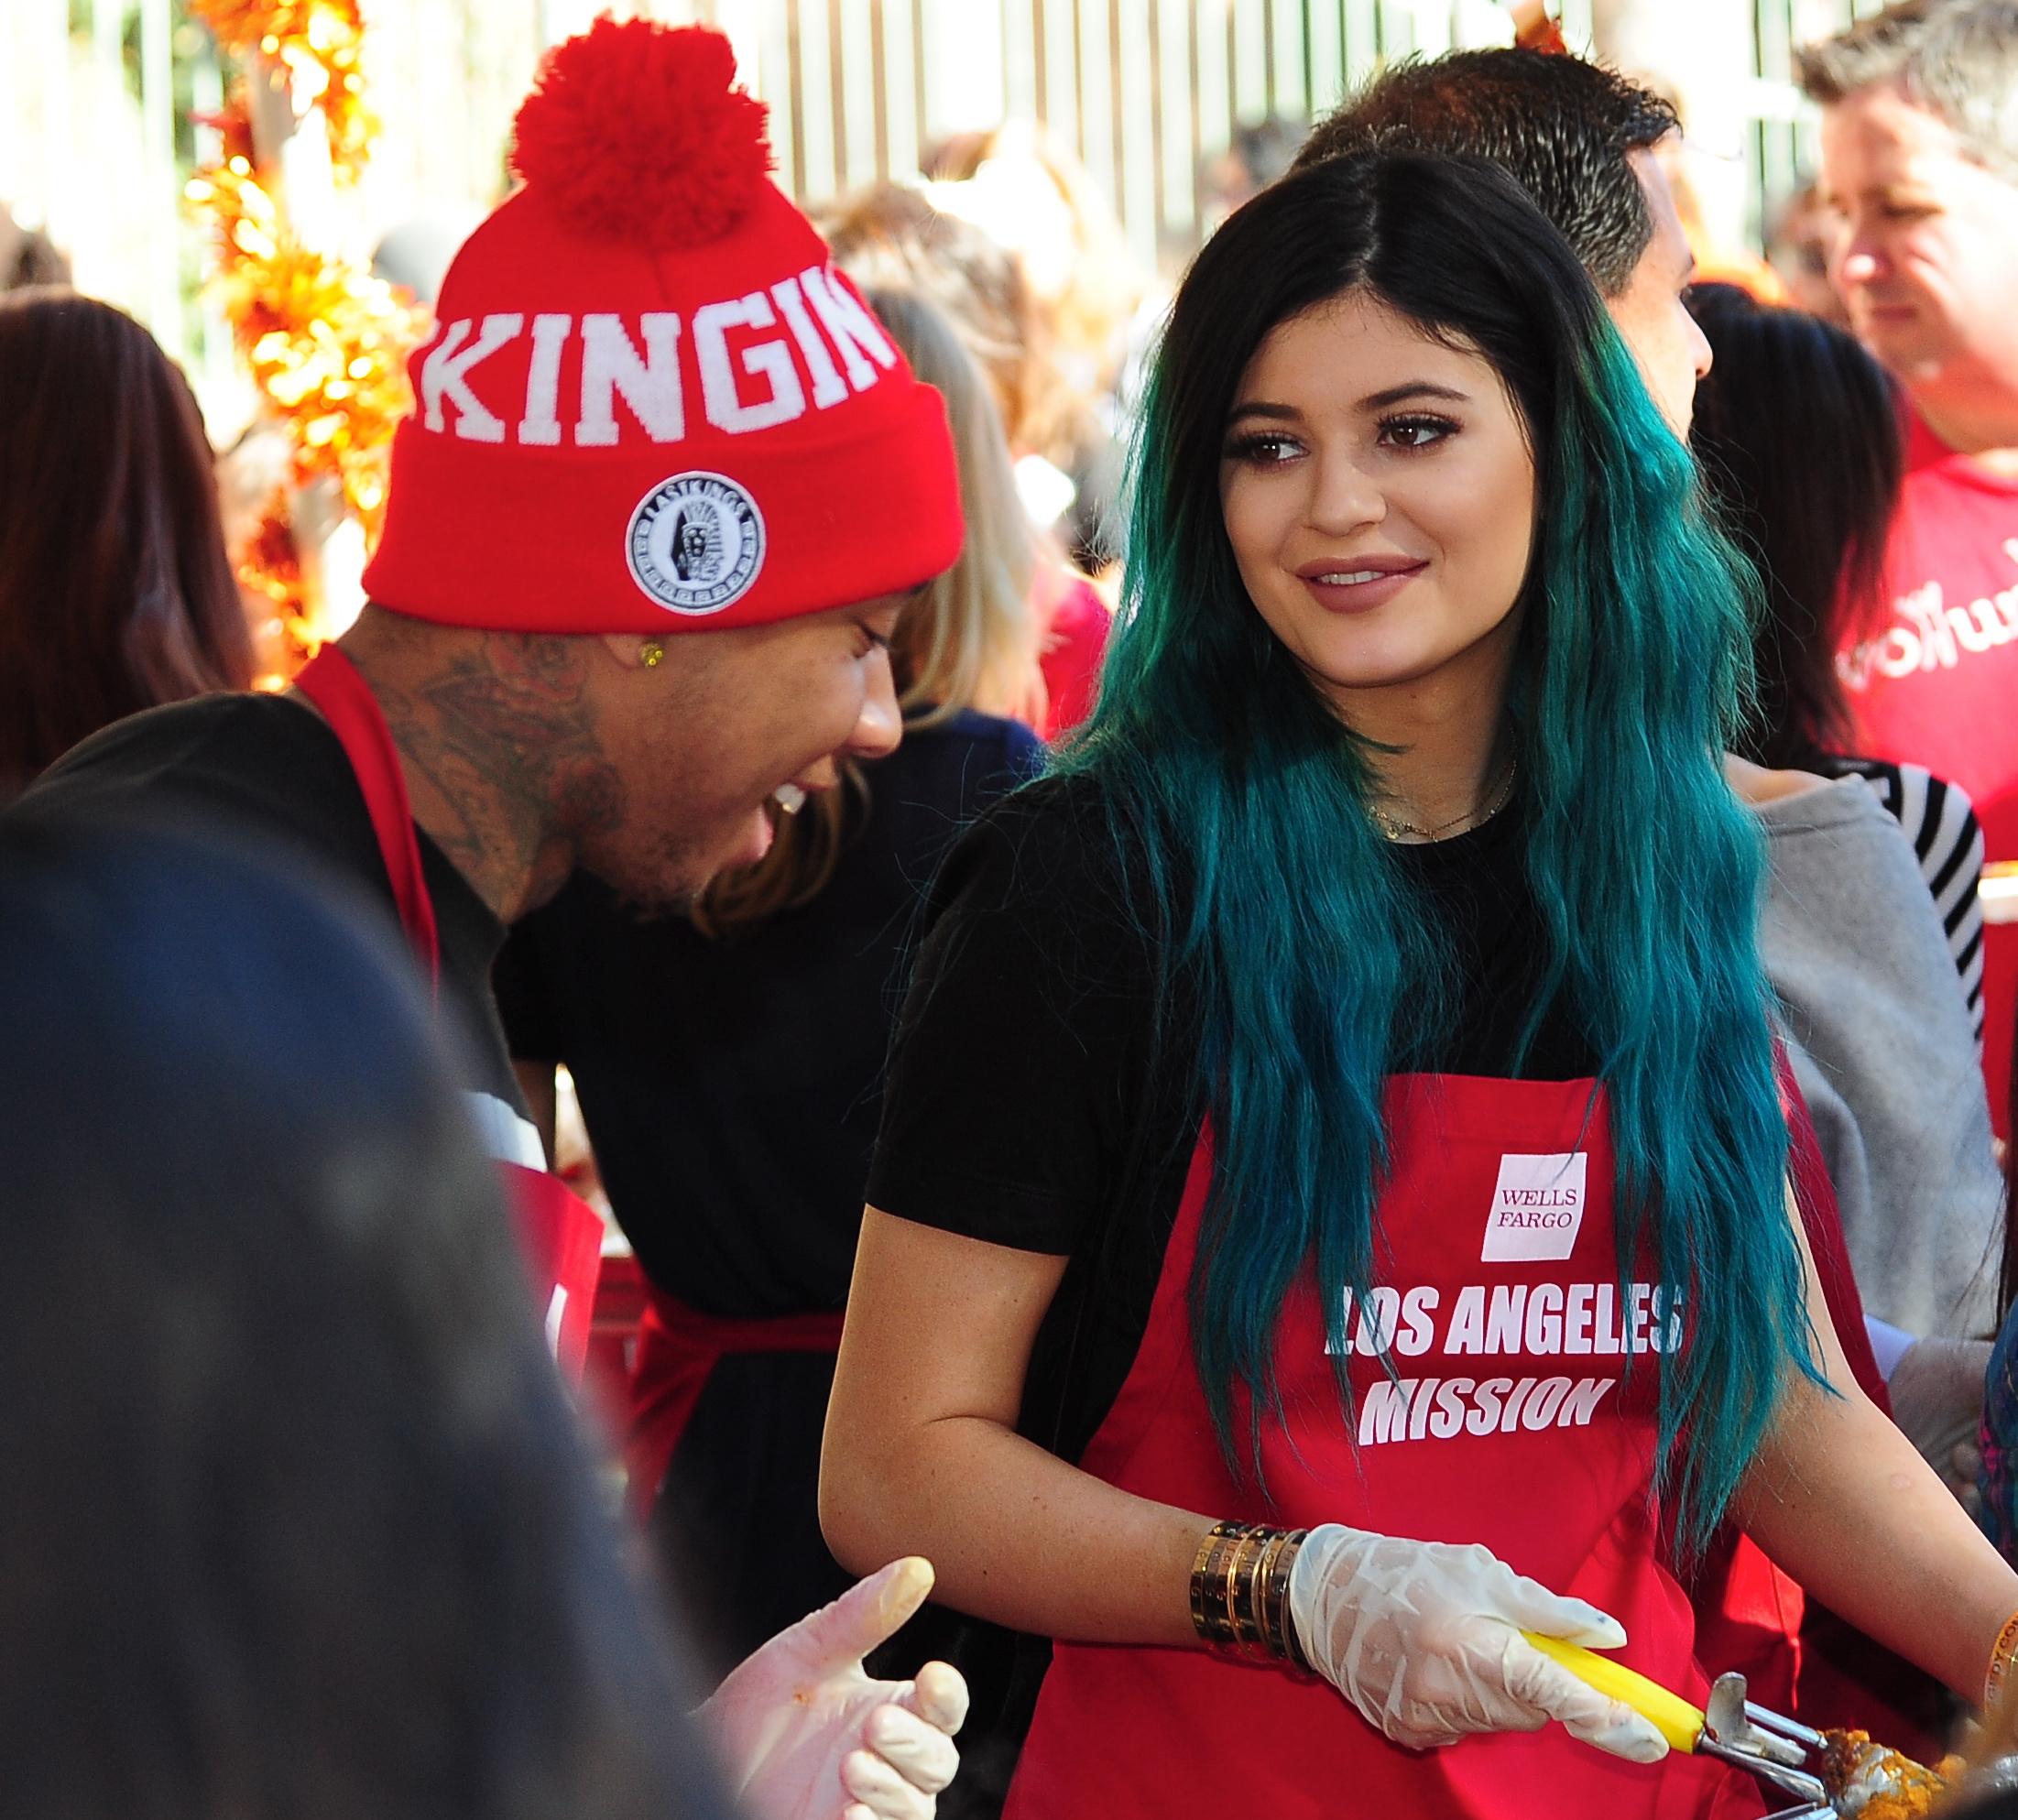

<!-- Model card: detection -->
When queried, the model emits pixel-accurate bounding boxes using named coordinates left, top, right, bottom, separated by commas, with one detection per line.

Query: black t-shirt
left=495, top=708, right=1043, bottom=1317
left=867, top=770, right=1597, bottom=1469
left=16, top=694, right=523, bottom=1113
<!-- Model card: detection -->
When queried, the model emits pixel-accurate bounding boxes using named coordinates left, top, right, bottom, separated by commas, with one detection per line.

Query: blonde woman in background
left=867, top=286, right=1048, bottom=738
left=820, top=185, right=1059, bottom=492
left=824, top=181, right=1115, bottom=740
left=922, top=123, right=1145, bottom=430
left=496, top=283, right=1048, bottom=1674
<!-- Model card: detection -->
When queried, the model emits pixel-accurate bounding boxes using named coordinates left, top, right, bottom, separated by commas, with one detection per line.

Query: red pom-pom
left=509, top=17, right=774, bottom=247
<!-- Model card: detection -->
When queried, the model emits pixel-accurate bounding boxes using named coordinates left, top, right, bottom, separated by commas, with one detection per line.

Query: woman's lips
left=1297, top=561, right=1429, bottom=613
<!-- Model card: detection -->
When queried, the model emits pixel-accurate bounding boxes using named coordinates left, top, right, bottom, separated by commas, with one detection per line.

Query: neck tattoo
left=1369, top=757, right=1517, bottom=845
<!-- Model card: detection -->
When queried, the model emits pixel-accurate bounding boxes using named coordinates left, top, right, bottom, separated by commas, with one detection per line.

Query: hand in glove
left=1289, top=1523, right=1668, bottom=1762
left=700, top=1556, right=968, bottom=1820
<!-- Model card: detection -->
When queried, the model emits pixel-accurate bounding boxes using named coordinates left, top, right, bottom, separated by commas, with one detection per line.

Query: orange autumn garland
left=188, top=0, right=376, bottom=183
left=185, top=0, right=428, bottom=666
left=184, top=155, right=423, bottom=539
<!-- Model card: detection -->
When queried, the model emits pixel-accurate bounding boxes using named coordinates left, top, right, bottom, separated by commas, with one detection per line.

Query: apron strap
left=1771, top=1037, right=1887, bottom=1411
left=293, top=647, right=441, bottom=991
left=292, top=648, right=605, bottom=1390
left=626, top=1287, right=845, bottom=1518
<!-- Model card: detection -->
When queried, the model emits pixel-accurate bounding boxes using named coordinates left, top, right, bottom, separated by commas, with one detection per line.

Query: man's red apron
left=1006, top=1073, right=1762, bottom=1820
left=292, top=647, right=604, bottom=1380
left=624, top=1293, right=844, bottom=1518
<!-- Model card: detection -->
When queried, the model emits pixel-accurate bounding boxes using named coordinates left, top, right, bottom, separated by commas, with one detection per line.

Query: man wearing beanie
left=15, top=18, right=968, bottom=1820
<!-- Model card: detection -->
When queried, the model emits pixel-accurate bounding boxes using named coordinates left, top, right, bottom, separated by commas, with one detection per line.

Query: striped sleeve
left=1851, top=759, right=1987, bottom=1045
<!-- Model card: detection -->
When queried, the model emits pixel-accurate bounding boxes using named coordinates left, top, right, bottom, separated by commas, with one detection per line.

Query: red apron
left=292, top=647, right=605, bottom=1381
left=624, top=1291, right=845, bottom=1518
left=1006, top=1073, right=1762, bottom=1820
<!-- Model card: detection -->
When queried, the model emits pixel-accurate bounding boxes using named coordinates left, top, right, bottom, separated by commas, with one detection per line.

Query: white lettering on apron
left=1357, top=1375, right=1618, bottom=1446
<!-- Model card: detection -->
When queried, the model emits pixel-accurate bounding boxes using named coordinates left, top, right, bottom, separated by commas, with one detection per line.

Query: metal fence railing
left=0, top=0, right=1552, bottom=385
left=0, top=0, right=1891, bottom=401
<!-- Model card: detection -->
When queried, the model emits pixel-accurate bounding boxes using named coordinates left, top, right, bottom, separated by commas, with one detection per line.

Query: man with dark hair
left=1797, top=0, right=2018, bottom=1139
left=1296, top=47, right=1711, bottom=431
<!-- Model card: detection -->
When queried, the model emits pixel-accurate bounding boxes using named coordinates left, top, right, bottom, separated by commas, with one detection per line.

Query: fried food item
left=1821, top=1728, right=1961, bottom=1817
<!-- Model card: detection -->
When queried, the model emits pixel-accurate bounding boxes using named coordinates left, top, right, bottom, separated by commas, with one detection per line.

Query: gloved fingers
left=791, top=1557, right=938, bottom=1676
left=898, top=1660, right=969, bottom=1736
left=864, top=1701, right=961, bottom=1793
left=1377, top=1695, right=1538, bottom=1753
left=1481, top=1564, right=1628, bottom=1651
left=1382, top=1719, right=1469, bottom=1751
left=1556, top=1699, right=1670, bottom=1765
left=840, top=1745, right=937, bottom=1820
left=1516, top=1653, right=1670, bottom=1765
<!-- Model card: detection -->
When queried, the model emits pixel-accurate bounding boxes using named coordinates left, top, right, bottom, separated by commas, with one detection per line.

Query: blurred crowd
left=12, top=3, right=2018, bottom=1817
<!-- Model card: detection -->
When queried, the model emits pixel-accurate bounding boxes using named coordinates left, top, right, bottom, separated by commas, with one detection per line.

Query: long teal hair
left=1054, top=151, right=1815, bottom=1554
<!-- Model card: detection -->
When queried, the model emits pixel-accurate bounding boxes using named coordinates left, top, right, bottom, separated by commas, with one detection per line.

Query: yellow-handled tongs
left=1523, top=1632, right=1836, bottom=1816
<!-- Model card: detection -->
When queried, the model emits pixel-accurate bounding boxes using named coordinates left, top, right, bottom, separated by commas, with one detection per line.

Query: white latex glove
left=699, top=1557, right=968, bottom=1820
left=1888, top=1337, right=1992, bottom=1516
left=1288, top=1523, right=1668, bottom=1763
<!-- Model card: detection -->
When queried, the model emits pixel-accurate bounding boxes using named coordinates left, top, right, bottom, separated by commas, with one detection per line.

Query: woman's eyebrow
left=1358, top=380, right=1469, bottom=409
left=1227, top=381, right=1470, bottom=428
left=1226, top=399, right=1300, bottom=426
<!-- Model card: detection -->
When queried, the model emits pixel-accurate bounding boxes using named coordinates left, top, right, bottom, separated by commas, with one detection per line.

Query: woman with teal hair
left=819, top=150, right=2017, bottom=1816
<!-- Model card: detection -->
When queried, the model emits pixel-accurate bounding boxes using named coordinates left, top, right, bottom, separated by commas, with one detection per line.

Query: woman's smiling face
left=1217, top=289, right=1539, bottom=719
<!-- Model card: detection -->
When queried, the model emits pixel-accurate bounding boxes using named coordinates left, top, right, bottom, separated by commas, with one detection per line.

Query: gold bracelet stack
left=1984, top=1609, right=2018, bottom=1711
left=1189, top=1520, right=1312, bottom=1671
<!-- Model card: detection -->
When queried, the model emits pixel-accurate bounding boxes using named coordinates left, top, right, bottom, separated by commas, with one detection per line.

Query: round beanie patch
left=625, top=470, right=767, bottom=615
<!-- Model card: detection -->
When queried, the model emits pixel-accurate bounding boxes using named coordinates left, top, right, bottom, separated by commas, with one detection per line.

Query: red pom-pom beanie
left=363, top=17, right=962, bottom=635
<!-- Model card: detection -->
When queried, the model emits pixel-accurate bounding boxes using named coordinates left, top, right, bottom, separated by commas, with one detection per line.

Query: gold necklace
left=1369, top=759, right=1517, bottom=844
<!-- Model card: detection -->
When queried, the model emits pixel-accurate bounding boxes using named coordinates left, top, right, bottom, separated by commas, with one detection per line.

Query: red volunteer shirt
left=1035, top=572, right=1110, bottom=741
left=1842, top=411, right=2018, bottom=1134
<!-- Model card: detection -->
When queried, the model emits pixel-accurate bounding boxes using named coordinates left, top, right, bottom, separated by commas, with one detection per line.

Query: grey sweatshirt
left=1758, top=777, right=2002, bottom=1340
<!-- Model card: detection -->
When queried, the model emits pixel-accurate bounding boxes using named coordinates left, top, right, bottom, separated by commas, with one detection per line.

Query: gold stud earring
left=639, top=640, right=666, bottom=669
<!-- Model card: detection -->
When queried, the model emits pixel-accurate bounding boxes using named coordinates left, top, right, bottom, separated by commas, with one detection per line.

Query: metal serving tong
left=1523, top=1632, right=1837, bottom=1816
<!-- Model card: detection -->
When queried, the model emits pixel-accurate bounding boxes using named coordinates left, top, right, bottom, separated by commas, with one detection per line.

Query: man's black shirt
left=18, top=693, right=522, bottom=1111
